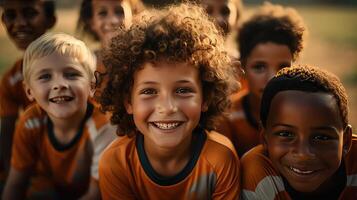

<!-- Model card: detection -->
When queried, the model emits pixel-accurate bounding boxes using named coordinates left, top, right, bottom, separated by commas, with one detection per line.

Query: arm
left=2, top=167, right=30, bottom=200
left=0, top=116, right=17, bottom=172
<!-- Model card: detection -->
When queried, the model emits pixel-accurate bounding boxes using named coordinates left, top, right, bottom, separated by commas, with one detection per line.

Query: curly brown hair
left=238, top=2, right=305, bottom=66
left=98, top=3, right=239, bottom=136
left=261, top=65, right=349, bottom=128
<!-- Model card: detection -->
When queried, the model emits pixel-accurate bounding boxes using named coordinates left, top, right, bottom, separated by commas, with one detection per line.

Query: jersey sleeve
left=98, top=146, right=136, bottom=200
left=240, top=146, right=291, bottom=200
left=211, top=144, right=241, bottom=200
left=11, top=113, right=39, bottom=171
left=88, top=121, right=117, bottom=180
left=0, top=68, right=21, bottom=117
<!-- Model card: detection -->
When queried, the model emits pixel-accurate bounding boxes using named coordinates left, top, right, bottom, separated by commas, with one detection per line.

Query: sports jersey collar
left=47, top=102, right=94, bottom=151
left=136, top=127, right=207, bottom=186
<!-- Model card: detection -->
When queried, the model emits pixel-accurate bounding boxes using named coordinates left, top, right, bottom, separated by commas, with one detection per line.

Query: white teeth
left=153, top=122, right=180, bottom=130
left=289, top=166, right=314, bottom=174
left=50, top=96, right=73, bottom=103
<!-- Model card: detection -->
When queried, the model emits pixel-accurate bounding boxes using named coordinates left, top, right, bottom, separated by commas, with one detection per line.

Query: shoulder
left=0, top=59, right=23, bottom=86
left=100, top=136, right=136, bottom=169
left=201, top=130, right=239, bottom=169
left=18, top=103, right=47, bottom=131
left=240, top=146, right=286, bottom=199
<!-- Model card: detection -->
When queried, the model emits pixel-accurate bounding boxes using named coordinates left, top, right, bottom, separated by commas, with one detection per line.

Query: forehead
left=30, top=52, right=85, bottom=73
left=268, top=90, right=343, bottom=129
left=133, top=61, right=199, bottom=83
left=248, top=42, right=293, bottom=61
left=1, top=1, right=43, bottom=9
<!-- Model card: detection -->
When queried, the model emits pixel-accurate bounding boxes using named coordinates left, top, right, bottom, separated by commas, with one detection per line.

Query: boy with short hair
left=217, top=3, right=306, bottom=157
left=97, top=3, right=240, bottom=199
left=0, top=0, right=56, bottom=186
left=241, top=65, right=355, bottom=199
left=2, top=33, right=116, bottom=200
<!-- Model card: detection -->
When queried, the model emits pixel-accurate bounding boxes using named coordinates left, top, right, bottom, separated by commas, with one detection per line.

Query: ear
left=201, top=101, right=208, bottom=112
left=23, top=83, right=35, bottom=102
left=343, top=124, right=353, bottom=155
left=124, top=97, right=133, bottom=114
left=261, top=129, right=268, bottom=152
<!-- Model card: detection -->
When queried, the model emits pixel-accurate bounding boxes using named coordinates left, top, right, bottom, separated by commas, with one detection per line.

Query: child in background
left=2, top=33, right=116, bottom=200
left=98, top=3, right=240, bottom=199
left=77, top=0, right=144, bottom=74
left=217, top=3, right=306, bottom=157
left=0, top=0, right=56, bottom=192
left=241, top=65, right=355, bottom=199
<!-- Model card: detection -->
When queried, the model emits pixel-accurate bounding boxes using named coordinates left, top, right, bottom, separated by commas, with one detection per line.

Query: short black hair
left=260, top=65, right=349, bottom=128
left=238, top=3, right=305, bottom=66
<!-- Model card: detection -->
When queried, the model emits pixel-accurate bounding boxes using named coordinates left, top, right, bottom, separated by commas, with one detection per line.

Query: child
left=2, top=33, right=117, bottom=199
left=77, top=0, right=144, bottom=75
left=241, top=65, right=355, bottom=199
left=217, top=3, right=306, bottom=157
left=0, top=0, right=56, bottom=192
left=97, top=3, right=240, bottom=199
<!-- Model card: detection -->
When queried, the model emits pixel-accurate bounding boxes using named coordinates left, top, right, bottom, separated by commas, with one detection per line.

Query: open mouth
left=151, top=122, right=183, bottom=130
left=49, top=96, right=74, bottom=104
left=288, top=166, right=316, bottom=175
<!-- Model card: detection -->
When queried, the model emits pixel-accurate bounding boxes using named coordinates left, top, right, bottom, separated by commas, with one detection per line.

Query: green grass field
left=1, top=5, right=357, bottom=131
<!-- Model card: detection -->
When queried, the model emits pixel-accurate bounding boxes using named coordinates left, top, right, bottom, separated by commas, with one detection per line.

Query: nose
left=14, top=13, right=27, bottom=28
left=52, top=76, right=69, bottom=91
left=157, top=93, right=177, bottom=115
left=292, top=138, right=315, bottom=160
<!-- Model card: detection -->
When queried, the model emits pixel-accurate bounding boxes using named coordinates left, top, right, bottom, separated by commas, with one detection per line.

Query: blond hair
left=23, top=32, right=96, bottom=84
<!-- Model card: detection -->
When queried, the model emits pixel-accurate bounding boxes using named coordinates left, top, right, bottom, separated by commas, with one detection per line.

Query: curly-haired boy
left=97, top=3, right=241, bottom=199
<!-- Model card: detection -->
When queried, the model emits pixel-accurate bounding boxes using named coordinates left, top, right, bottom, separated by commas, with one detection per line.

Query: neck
left=144, top=135, right=193, bottom=177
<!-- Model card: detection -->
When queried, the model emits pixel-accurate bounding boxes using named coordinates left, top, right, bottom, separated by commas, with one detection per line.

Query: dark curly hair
left=238, top=2, right=305, bottom=66
left=260, top=65, right=349, bottom=129
left=77, top=0, right=144, bottom=41
left=98, top=3, right=239, bottom=136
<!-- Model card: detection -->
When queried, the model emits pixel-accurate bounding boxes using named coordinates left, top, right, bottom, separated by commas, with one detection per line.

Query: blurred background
left=1, top=0, right=356, bottom=132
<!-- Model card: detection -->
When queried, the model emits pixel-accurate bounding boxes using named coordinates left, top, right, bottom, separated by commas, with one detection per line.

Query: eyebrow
left=311, top=126, right=339, bottom=132
left=271, top=123, right=295, bottom=128
left=138, top=80, right=194, bottom=85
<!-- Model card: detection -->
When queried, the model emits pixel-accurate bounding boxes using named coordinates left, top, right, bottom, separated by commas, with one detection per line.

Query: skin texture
left=201, top=0, right=237, bottom=35
left=0, top=0, right=55, bottom=179
left=125, top=61, right=207, bottom=177
left=3, top=52, right=99, bottom=200
left=90, top=0, right=132, bottom=48
left=244, top=42, right=292, bottom=123
left=1, top=1, right=56, bottom=50
left=264, top=90, right=352, bottom=195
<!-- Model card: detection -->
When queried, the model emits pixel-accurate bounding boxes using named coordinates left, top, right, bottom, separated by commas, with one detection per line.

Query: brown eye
left=23, top=7, right=39, bottom=19
left=3, top=10, right=16, bottom=21
left=220, top=6, right=230, bottom=17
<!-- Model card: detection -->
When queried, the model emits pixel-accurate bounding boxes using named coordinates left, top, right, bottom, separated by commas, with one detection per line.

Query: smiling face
left=264, top=90, right=351, bottom=194
left=201, top=0, right=237, bottom=35
left=25, top=51, right=92, bottom=121
left=245, top=42, right=292, bottom=100
left=90, top=0, right=132, bottom=47
left=1, top=1, right=55, bottom=50
left=126, top=61, right=206, bottom=150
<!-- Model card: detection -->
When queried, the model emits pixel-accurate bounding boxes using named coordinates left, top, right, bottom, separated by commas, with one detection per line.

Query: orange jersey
left=99, top=129, right=241, bottom=200
left=11, top=103, right=117, bottom=198
left=241, top=136, right=357, bottom=200
left=216, top=90, right=261, bottom=157
left=0, top=59, right=32, bottom=117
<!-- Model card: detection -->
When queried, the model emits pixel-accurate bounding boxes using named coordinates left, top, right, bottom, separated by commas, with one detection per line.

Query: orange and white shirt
left=216, top=90, right=261, bottom=157
left=0, top=59, right=31, bottom=117
left=11, top=103, right=117, bottom=198
left=241, top=136, right=357, bottom=200
left=99, top=129, right=241, bottom=200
